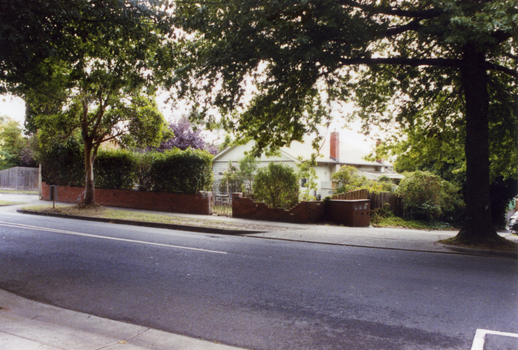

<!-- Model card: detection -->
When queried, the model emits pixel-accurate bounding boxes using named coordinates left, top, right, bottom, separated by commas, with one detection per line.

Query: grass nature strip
left=0, top=200, right=22, bottom=206
left=20, top=204, right=281, bottom=232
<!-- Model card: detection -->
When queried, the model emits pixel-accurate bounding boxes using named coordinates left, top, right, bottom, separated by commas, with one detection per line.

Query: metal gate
left=212, top=193, right=232, bottom=216
left=211, top=179, right=240, bottom=216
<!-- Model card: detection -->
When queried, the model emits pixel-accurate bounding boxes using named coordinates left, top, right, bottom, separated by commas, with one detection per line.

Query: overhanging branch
left=337, top=0, right=442, bottom=19
left=339, top=57, right=460, bottom=68
left=487, top=63, right=518, bottom=79
left=385, top=19, right=421, bottom=38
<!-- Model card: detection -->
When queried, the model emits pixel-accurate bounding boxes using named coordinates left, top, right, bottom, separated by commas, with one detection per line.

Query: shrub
left=219, top=155, right=258, bottom=196
left=94, top=149, right=138, bottom=189
left=253, top=162, right=299, bottom=209
left=370, top=203, right=394, bottom=225
left=397, top=171, right=464, bottom=222
left=237, top=155, right=258, bottom=196
left=297, top=157, right=318, bottom=201
left=219, top=161, right=242, bottom=195
left=376, top=175, right=396, bottom=192
left=40, top=138, right=84, bottom=186
left=332, top=165, right=369, bottom=193
left=147, top=148, right=213, bottom=193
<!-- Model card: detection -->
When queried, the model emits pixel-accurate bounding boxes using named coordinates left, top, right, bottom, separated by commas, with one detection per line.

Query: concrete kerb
left=444, top=244, right=518, bottom=259
left=15, top=207, right=518, bottom=260
left=16, top=209, right=266, bottom=236
left=248, top=234, right=518, bottom=259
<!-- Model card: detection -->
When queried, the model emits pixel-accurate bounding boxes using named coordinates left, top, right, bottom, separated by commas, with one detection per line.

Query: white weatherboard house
left=213, top=131, right=403, bottom=198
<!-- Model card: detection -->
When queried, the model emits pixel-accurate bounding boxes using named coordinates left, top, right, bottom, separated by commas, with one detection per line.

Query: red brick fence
left=41, top=182, right=212, bottom=215
left=40, top=183, right=371, bottom=226
left=232, top=193, right=370, bottom=226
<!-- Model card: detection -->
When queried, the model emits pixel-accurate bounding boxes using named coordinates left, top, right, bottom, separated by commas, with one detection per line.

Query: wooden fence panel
left=332, top=189, right=369, bottom=200
left=0, top=167, right=39, bottom=190
left=368, top=192, right=404, bottom=217
left=333, top=189, right=404, bottom=217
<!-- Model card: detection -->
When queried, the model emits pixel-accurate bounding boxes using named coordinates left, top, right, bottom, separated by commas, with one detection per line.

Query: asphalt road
left=0, top=211, right=517, bottom=350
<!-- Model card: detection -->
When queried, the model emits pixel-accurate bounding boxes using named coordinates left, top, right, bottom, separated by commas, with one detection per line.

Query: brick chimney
left=330, top=131, right=339, bottom=161
left=376, top=139, right=383, bottom=164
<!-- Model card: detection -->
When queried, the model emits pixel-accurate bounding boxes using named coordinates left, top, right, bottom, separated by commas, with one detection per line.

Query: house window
left=301, top=178, right=307, bottom=188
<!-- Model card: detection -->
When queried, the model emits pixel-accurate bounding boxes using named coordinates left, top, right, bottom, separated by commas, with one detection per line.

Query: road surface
left=0, top=211, right=517, bottom=349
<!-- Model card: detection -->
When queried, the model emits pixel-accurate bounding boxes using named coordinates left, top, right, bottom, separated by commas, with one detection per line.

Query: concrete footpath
left=0, top=289, right=244, bottom=350
left=1, top=193, right=517, bottom=349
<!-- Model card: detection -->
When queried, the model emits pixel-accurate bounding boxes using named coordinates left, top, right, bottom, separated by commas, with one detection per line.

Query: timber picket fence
left=0, top=166, right=39, bottom=190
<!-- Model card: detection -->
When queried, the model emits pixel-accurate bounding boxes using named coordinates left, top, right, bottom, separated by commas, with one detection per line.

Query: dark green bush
left=253, top=162, right=299, bottom=209
left=94, top=149, right=138, bottom=189
left=147, top=148, right=213, bottom=193
left=397, top=171, right=465, bottom=222
left=40, top=138, right=84, bottom=186
left=41, top=141, right=213, bottom=194
left=135, top=151, right=157, bottom=191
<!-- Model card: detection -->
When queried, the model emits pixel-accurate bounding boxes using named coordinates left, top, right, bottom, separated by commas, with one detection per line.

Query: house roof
left=213, top=141, right=301, bottom=163
left=281, top=133, right=387, bottom=168
left=214, top=131, right=389, bottom=168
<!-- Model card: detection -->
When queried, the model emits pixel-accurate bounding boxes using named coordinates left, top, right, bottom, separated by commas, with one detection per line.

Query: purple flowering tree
left=157, top=117, right=218, bottom=155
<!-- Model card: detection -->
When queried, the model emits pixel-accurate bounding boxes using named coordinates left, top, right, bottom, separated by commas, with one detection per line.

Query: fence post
left=39, top=164, right=42, bottom=198
left=49, top=185, right=57, bottom=208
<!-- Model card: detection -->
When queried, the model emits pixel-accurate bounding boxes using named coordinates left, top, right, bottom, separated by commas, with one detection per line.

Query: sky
left=0, top=93, right=378, bottom=153
left=0, top=94, right=25, bottom=124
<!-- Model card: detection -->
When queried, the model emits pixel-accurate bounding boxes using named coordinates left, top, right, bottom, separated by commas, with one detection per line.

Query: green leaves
left=331, top=165, right=369, bottom=194
left=0, top=116, right=29, bottom=170
left=40, top=138, right=85, bottom=187
left=173, top=0, right=371, bottom=153
left=296, top=157, right=318, bottom=201
left=172, top=0, right=516, bottom=158
left=1, top=0, right=174, bottom=91
left=147, top=148, right=214, bottom=194
left=252, top=162, right=299, bottom=209
left=12, top=0, right=174, bottom=204
left=94, top=149, right=138, bottom=190
left=40, top=145, right=214, bottom=194
left=219, top=155, right=259, bottom=196
left=397, top=171, right=465, bottom=222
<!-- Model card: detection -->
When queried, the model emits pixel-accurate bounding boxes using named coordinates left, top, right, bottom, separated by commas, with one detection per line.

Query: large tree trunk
left=456, top=46, right=499, bottom=243
left=83, top=139, right=95, bottom=205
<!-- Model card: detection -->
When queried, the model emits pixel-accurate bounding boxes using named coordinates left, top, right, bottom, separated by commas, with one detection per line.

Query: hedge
left=94, top=149, right=138, bottom=190
left=147, top=148, right=213, bottom=194
left=40, top=138, right=85, bottom=187
left=41, top=142, right=213, bottom=194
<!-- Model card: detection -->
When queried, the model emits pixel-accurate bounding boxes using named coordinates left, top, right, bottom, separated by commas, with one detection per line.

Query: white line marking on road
left=0, top=221, right=227, bottom=255
left=471, top=329, right=518, bottom=350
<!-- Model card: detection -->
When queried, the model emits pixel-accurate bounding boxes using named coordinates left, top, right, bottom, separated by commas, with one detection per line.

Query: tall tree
left=372, top=84, right=517, bottom=227
left=10, top=0, right=174, bottom=205
left=172, top=0, right=518, bottom=244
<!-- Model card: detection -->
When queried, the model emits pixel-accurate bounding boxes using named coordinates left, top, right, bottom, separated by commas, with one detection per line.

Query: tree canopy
left=1, top=0, right=174, bottom=92
left=8, top=0, right=174, bottom=204
left=172, top=0, right=518, bottom=244
left=0, top=116, right=36, bottom=169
